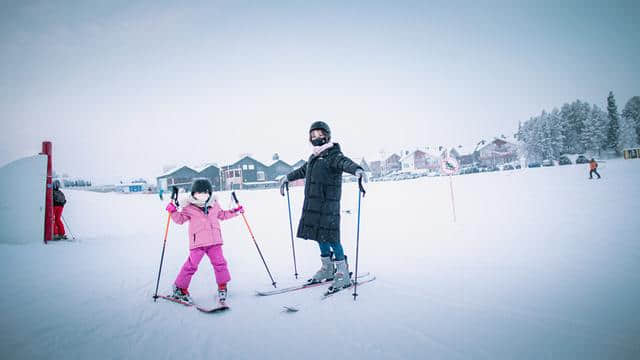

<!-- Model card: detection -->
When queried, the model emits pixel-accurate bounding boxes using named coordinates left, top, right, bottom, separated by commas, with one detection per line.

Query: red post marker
left=41, top=141, right=53, bottom=244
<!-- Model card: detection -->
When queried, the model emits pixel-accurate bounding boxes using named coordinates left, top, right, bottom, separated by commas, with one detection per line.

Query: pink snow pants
left=174, top=244, right=230, bottom=289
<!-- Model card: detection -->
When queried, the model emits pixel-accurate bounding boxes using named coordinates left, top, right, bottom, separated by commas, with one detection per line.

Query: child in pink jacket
left=165, top=178, right=243, bottom=304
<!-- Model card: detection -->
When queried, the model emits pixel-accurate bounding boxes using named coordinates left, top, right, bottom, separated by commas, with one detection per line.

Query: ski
left=157, top=295, right=194, bottom=307
left=196, top=302, right=229, bottom=313
left=322, top=275, right=376, bottom=299
left=157, top=295, right=229, bottom=313
left=256, top=272, right=370, bottom=296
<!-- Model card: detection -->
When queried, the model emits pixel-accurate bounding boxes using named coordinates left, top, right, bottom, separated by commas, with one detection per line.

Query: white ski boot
left=327, top=259, right=352, bottom=293
left=217, top=288, right=227, bottom=304
left=307, top=255, right=335, bottom=284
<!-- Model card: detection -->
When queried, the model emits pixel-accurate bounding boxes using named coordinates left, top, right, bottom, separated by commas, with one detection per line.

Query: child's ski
left=158, top=295, right=229, bottom=313
left=157, top=295, right=194, bottom=306
left=196, top=302, right=230, bottom=313
left=256, top=272, right=370, bottom=296
left=322, top=275, right=376, bottom=299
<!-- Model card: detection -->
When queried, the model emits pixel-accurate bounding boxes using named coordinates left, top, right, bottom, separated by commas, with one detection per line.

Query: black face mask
left=311, top=137, right=327, bottom=146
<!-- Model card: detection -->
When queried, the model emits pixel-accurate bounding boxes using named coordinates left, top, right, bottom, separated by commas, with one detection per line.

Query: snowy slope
left=1, top=160, right=640, bottom=359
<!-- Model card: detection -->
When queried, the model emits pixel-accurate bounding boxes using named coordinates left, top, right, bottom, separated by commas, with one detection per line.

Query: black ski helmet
left=309, top=121, right=331, bottom=141
left=53, top=180, right=60, bottom=190
left=190, top=178, right=212, bottom=195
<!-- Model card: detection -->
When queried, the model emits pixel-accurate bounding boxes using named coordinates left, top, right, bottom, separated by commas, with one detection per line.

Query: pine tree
left=581, top=105, right=608, bottom=156
left=618, top=115, right=638, bottom=150
left=606, top=91, right=620, bottom=153
left=621, top=96, right=640, bottom=145
left=548, top=108, right=565, bottom=158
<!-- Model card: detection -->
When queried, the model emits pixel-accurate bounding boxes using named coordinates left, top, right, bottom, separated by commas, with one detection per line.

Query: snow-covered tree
left=581, top=104, right=608, bottom=155
left=606, top=91, right=620, bottom=153
left=547, top=108, right=565, bottom=158
left=559, top=100, right=589, bottom=154
left=618, top=115, right=638, bottom=150
left=621, top=96, right=640, bottom=145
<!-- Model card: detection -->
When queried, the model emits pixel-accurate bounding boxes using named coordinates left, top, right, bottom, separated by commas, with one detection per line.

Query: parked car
left=528, top=162, right=541, bottom=168
left=502, top=164, right=514, bottom=171
left=558, top=156, right=572, bottom=165
left=575, top=155, right=589, bottom=164
left=542, top=159, right=554, bottom=167
left=515, top=164, right=522, bottom=169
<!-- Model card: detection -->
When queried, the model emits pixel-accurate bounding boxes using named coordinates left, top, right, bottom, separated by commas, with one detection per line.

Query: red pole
left=41, top=141, right=53, bottom=244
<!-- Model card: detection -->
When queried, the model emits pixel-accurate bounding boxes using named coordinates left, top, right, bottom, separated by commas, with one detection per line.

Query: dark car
left=542, top=159, right=554, bottom=167
left=502, top=164, right=514, bottom=171
left=575, top=155, right=589, bottom=164
left=515, top=164, right=522, bottom=169
left=528, top=162, right=541, bottom=168
left=559, top=156, right=572, bottom=165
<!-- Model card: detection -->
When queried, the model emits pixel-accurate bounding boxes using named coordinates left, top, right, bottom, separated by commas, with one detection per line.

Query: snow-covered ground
left=1, top=160, right=640, bottom=359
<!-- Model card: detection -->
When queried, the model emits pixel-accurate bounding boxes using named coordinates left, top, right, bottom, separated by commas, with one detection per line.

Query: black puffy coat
left=287, top=143, right=362, bottom=244
left=53, top=189, right=66, bottom=206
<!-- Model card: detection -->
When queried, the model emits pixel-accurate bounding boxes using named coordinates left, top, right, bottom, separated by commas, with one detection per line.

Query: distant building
left=423, top=147, right=443, bottom=171
left=384, top=154, right=401, bottom=174
left=196, top=164, right=221, bottom=192
left=449, top=145, right=477, bottom=167
left=221, top=156, right=269, bottom=190
left=156, top=166, right=199, bottom=192
left=116, top=183, right=145, bottom=193
left=268, top=160, right=293, bottom=181
left=400, top=150, right=427, bottom=171
left=476, top=138, right=519, bottom=167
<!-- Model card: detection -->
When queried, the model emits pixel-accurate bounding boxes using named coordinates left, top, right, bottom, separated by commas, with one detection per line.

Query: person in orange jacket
left=589, top=158, right=601, bottom=179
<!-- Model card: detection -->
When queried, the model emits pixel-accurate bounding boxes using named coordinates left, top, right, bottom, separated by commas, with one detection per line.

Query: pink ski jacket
left=170, top=201, right=239, bottom=250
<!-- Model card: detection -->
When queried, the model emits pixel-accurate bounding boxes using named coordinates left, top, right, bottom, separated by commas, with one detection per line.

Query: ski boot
left=171, top=284, right=193, bottom=304
left=217, top=285, right=227, bottom=305
left=307, top=255, right=335, bottom=284
left=326, top=258, right=352, bottom=294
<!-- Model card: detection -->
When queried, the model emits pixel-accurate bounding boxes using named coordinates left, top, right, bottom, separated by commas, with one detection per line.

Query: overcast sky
left=1, top=0, right=638, bottom=184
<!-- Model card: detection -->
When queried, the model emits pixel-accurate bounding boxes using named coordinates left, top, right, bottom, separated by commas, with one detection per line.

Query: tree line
left=515, top=92, right=640, bottom=161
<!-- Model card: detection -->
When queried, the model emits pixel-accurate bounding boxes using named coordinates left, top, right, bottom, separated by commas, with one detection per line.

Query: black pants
left=589, top=169, right=601, bottom=179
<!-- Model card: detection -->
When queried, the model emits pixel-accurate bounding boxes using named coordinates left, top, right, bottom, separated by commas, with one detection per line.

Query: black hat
left=53, top=180, right=60, bottom=190
left=191, top=178, right=212, bottom=195
left=309, top=121, right=331, bottom=141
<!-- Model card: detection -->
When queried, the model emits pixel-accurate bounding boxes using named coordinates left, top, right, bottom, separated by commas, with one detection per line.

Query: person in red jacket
left=589, top=158, right=601, bottom=179
left=52, top=180, right=68, bottom=240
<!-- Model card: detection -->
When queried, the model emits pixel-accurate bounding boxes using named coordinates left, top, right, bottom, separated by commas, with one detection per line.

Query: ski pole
left=232, top=191, right=277, bottom=288
left=60, top=215, right=76, bottom=241
left=285, top=182, right=299, bottom=279
left=153, top=186, right=178, bottom=301
left=353, top=177, right=366, bottom=301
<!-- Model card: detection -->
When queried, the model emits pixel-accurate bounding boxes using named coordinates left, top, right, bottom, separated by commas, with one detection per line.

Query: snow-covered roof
left=450, top=144, right=474, bottom=156
left=193, top=163, right=220, bottom=172
left=423, top=146, right=444, bottom=159
left=158, top=165, right=198, bottom=178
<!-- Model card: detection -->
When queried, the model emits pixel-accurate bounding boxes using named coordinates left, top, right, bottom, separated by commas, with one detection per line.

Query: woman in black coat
left=280, top=121, right=366, bottom=293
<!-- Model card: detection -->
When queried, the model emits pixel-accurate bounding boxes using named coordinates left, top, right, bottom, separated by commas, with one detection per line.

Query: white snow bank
left=0, top=155, right=46, bottom=244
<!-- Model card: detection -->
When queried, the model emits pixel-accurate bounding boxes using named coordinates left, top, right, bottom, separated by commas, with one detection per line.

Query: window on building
left=257, top=171, right=265, bottom=181
left=249, top=164, right=255, bottom=170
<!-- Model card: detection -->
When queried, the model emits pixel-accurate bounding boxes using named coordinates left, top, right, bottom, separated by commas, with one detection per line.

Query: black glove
left=279, top=176, right=289, bottom=196
left=355, top=169, right=368, bottom=183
